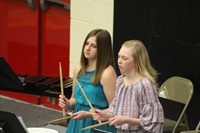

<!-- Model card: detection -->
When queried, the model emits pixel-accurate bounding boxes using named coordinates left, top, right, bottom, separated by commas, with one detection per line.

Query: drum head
left=27, top=127, right=58, bottom=133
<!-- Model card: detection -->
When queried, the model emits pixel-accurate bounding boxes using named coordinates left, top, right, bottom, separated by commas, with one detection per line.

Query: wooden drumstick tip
left=82, top=121, right=110, bottom=130
left=48, top=115, right=73, bottom=124
left=59, top=62, right=65, bottom=116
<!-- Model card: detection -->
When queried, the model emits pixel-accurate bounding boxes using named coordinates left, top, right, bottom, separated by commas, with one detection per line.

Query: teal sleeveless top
left=74, top=70, right=109, bottom=107
left=66, top=70, right=116, bottom=133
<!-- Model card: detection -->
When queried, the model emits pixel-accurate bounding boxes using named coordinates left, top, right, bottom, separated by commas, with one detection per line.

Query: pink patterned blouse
left=109, top=75, right=164, bottom=133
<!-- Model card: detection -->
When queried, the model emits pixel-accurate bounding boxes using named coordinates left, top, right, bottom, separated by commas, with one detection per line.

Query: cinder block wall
left=70, top=0, right=114, bottom=77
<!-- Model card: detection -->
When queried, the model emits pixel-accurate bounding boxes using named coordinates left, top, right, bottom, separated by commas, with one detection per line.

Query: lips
left=84, top=52, right=90, bottom=55
left=118, top=66, right=122, bottom=70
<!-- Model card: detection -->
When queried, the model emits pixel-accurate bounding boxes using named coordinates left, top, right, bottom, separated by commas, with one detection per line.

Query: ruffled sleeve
left=139, top=79, right=164, bottom=132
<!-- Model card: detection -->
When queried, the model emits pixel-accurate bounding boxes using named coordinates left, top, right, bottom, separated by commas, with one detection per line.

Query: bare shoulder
left=73, top=64, right=82, bottom=78
left=101, top=65, right=117, bottom=80
left=101, top=66, right=116, bottom=104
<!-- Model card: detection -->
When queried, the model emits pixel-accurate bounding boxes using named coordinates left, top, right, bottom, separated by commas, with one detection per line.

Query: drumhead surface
left=27, top=127, right=58, bottom=133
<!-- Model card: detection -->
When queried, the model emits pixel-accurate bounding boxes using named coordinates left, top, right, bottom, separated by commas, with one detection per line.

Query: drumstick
left=59, top=62, right=65, bottom=116
left=82, top=121, right=110, bottom=130
left=75, top=78, right=102, bottom=124
left=48, top=115, right=72, bottom=124
left=75, top=78, right=94, bottom=109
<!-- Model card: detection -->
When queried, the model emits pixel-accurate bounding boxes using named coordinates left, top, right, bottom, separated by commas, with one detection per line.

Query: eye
left=118, top=55, right=128, bottom=61
left=91, top=44, right=97, bottom=48
left=122, top=57, right=128, bottom=60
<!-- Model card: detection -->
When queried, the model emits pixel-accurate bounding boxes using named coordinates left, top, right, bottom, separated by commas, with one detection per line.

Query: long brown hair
left=78, top=29, right=115, bottom=84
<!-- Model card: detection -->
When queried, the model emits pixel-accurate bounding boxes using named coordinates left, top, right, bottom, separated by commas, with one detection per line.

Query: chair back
left=159, top=76, right=194, bottom=133
left=180, top=121, right=200, bottom=133
left=195, top=121, right=200, bottom=130
left=159, top=76, right=193, bottom=104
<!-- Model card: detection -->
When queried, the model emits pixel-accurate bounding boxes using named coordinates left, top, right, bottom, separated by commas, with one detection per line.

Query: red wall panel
left=40, top=4, right=70, bottom=77
left=0, top=0, right=39, bottom=75
left=0, top=0, right=71, bottom=108
left=39, top=1, right=70, bottom=109
left=0, top=0, right=40, bottom=104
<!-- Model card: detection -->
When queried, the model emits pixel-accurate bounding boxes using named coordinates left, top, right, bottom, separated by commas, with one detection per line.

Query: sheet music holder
left=0, top=56, right=73, bottom=98
left=0, top=111, right=28, bottom=133
left=0, top=56, right=24, bottom=90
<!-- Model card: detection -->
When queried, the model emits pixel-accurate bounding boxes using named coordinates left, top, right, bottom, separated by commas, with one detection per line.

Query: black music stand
left=0, top=56, right=24, bottom=90
left=0, top=111, right=28, bottom=133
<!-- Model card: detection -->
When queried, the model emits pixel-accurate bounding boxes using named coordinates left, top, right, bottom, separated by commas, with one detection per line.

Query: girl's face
left=84, top=36, right=97, bottom=60
left=118, top=46, right=136, bottom=75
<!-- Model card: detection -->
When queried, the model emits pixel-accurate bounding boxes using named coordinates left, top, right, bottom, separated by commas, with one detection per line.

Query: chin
left=84, top=55, right=90, bottom=59
left=119, top=70, right=125, bottom=75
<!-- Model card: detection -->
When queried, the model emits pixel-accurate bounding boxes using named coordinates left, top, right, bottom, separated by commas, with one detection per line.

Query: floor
left=0, top=95, right=67, bottom=133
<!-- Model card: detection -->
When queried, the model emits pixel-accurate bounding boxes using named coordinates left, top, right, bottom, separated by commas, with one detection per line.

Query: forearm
left=68, top=98, right=76, bottom=109
left=126, top=117, right=141, bottom=126
left=85, top=110, right=110, bottom=119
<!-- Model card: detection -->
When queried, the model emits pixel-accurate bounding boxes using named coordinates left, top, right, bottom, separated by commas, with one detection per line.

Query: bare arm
left=100, top=65, right=117, bottom=105
left=90, top=109, right=113, bottom=121
left=68, top=64, right=82, bottom=107
left=59, top=64, right=81, bottom=110
left=109, top=116, right=141, bottom=126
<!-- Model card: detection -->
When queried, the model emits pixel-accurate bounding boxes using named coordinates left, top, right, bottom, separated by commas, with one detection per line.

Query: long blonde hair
left=122, top=40, right=158, bottom=85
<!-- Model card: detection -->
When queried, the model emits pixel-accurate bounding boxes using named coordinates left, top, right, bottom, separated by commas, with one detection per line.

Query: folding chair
left=180, top=121, right=200, bottom=133
left=158, top=76, right=194, bottom=133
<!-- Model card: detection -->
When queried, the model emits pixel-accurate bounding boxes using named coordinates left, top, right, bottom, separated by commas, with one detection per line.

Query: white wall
left=69, top=0, right=114, bottom=77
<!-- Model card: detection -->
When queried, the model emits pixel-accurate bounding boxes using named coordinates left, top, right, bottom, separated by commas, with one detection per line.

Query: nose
left=85, top=44, right=90, bottom=50
left=118, top=58, right=122, bottom=64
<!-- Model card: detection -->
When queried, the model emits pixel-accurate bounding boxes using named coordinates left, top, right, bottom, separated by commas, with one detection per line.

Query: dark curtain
left=114, top=0, right=200, bottom=129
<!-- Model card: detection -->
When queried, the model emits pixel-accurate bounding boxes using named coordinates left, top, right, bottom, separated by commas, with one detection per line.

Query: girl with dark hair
left=59, top=29, right=117, bottom=133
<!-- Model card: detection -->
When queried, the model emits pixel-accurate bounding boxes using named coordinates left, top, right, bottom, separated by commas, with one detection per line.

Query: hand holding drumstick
left=82, top=109, right=112, bottom=130
left=83, top=109, right=119, bottom=131
left=75, top=78, right=102, bottom=124
left=58, top=95, right=71, bottom=111
left=59, top=62, right=65, bottom=116
left=90, top=109, right=111, bottom=122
